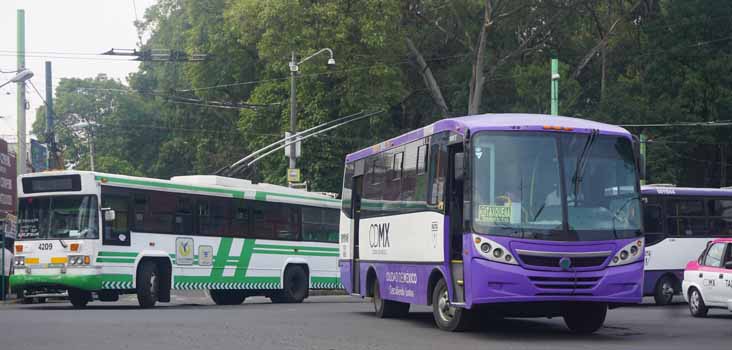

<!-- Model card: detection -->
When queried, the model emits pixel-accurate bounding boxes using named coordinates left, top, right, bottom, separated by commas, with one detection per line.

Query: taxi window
left=703, top=243, right=726, bottom=267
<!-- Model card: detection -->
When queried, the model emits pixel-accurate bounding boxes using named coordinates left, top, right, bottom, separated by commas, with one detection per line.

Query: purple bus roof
left=346, top=113, right=632, bottom=162
left=641, top=185, right=732, bottom=197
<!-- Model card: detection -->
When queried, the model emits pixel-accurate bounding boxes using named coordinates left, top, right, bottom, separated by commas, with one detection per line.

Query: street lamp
left=0, top=69, right=34, bottom=89
left=287, top=48, right=335, bottom=184
left=71, top=120, right=98, bottom=171
left=0, top=69, right=34, bottom=176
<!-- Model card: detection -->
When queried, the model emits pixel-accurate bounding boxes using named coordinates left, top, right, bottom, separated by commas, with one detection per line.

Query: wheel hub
left=437, top=289, right=455, bottom=322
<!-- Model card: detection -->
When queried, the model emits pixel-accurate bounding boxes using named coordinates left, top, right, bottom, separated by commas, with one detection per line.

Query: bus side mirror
left=103, top=209, right=116, bottom=222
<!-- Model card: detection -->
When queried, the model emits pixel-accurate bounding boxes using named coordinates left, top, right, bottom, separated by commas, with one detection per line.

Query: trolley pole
left=551, top=57, right=559, bottom=115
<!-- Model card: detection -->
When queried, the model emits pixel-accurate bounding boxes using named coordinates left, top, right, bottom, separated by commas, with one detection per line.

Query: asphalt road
left=1, top=293, right=731, bottom=350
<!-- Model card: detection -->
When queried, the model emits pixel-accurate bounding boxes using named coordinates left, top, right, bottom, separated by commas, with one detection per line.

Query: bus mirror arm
left=101, top=208, right=116, bottom=222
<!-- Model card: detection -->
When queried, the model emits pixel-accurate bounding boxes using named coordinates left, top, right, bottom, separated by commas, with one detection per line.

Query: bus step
left=449, top=302, right=467, bottom=308
left=450, top=262, right=465, bottom=303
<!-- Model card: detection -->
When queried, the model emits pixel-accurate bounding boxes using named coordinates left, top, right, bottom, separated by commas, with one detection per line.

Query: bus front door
left=351, top=175, right=364, bottom=295
left=447, top=143, right=466, bottom=303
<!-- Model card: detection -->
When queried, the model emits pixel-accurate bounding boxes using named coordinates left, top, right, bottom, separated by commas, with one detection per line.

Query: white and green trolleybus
left=10, top=171, right=341, bottom=307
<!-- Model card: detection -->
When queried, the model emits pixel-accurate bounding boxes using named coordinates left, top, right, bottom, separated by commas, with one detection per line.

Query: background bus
left=11, top=171, right=341, bottom=307
left=642, top=185, right=732, bottom=305
left=340, top=114, right=644, bottom=333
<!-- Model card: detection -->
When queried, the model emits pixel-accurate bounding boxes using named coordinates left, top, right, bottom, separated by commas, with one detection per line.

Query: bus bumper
left=11, top=274, right=105, bottom=291
left=467, top=258, right=643, bottom=307
left=10, top=268, right=131, bottom=292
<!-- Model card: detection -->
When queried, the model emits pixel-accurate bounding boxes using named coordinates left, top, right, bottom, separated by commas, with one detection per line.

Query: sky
left=0, top=0, right=157, bottom=143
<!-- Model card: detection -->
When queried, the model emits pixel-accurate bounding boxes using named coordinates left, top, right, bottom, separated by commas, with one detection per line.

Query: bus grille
left=528, top=276, right=601, bottom=292
left=518, top=255, right=608, bottom=268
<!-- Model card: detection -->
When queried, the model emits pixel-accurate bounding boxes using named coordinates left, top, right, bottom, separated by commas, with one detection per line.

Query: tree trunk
left=405, top=37, right=450, bottom=117
left=468, top=0, right=493, bottom=115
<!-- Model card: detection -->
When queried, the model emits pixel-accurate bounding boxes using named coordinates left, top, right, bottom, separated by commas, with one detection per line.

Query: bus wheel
left=136, top=261, right=159, bottom=308
left=432, top=279, right=472, bottom=331
left=68, top=289, right=91, bottom=308
left=562, top=302, right=607, bottom=334
left=654, top=276, right=676, bottom=305
left=271, top=266, right=308, bottom=303
left=210, top=290, right=247, bottom=305
left=373, top=278, right=410, bottom=318
left=688, top=288, right=708, bottom=318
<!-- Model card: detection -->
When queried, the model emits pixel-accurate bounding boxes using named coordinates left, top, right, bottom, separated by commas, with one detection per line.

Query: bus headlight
left=13, top=256, right=25, bottom=266
left=473, top=235, right=518, bottom=265
left=609, top=238, right=644, bottom=267
left=68, top=255, right=91, bottom=266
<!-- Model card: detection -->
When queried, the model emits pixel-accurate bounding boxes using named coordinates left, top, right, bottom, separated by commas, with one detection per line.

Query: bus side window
left=428, top=134, right=448, bottom=209
left=643, top=204, right=664, bottom=245
left=101, top=194, right=131, bottom=246
left=175, top=196, right=193, bottom=235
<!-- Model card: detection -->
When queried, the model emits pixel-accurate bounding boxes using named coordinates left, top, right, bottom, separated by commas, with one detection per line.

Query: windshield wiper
left=571, top=130, right=599, bottom=202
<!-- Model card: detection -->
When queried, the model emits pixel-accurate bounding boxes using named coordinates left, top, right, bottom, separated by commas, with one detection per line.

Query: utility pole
left=17, top=9, right=27, bottom=175
left=289, top=52, right=297, bottom=171
left=286, top=48, right=335, bottom=186
left=45, top=61, right=57, bottom=170
left=551, top=57, right=559, bottom=115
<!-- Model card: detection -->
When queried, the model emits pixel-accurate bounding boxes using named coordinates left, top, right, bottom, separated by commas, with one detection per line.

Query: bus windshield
left=471, top=132, right=641, bottom=241
left=17, top=196, right=99, bottom=240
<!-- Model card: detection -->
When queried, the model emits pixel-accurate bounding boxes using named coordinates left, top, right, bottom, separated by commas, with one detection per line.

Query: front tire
left=688, top=288, right=708, bottom=318
left=136, top=261, right=159, bottom=308
left=68, top=289, right=91, bottom=308
left=372, top=278, right=410, bottom=318
left=654, top=276, right=676, bottom=305
left=562, top=302, right=607, bottom=334
left=431, top=279, right=472, bottom=331
left=271, top=266, right=308, bottom=303
left=210, top=290, right=247, bottom=305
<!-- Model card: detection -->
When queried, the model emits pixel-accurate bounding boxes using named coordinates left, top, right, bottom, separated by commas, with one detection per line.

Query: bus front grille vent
left=528, top=276, right=601, bottom=293
left=518, top=255, right=608, bottom=268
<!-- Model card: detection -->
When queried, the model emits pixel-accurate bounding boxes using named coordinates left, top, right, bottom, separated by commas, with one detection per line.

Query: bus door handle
left=699, top=273, right=703, bottom=278
left=720, top=274, right=724, bottom=279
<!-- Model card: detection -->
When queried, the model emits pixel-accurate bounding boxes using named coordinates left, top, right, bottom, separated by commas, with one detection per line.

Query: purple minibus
left=339, top=114, right=643, bottom=333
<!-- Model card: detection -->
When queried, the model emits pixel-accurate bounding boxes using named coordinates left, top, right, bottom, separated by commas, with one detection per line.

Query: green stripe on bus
left=253, top=244, right=338, bottom=252
left=98, top=251, right=138, bottom=257
left=174, top=275, right=279, bottom=285
left=96, top=257, right=136, bottom=263
left=311, top=276, right=341, bottom=284
left=235, top=239, right=256, bottom=279
left=252, top=249, right=338, bottom=257
left=95, top=175, right=338, bottom=204
left=97, top=175, right=242, bottom=197
left=210, top=237, right=233, bottom=279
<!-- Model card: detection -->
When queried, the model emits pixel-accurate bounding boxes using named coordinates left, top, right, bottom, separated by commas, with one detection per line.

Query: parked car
left=682, top=238, right=732, bottom=317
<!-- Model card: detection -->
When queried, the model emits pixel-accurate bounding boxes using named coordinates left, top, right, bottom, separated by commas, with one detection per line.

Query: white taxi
left=682, top=238, right=732, bottom=317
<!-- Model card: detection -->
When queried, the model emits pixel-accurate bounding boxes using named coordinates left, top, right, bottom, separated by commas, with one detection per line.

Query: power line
left=621, top=120, right=732, bottom=127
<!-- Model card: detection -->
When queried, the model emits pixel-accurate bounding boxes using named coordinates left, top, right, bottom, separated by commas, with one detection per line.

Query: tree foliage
left=33, top=0, right=732, bottom=190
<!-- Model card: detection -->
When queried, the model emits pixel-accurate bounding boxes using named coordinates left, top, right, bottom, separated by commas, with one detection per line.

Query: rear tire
left=654, top=275, right=676, bottom=305
left=271, top=266, right=308, bottom=303
left=68, top=289, right=91, bottom=308
left=688, top=288, right=708, bottom=318
left=136, top=261, right=159, bottom=308
left=372, top=278, right=410, bottom=318
left=562, top=302, right=607, bottom=334
left=431, top=279, right=472, bottom=331
left=210, top=290, right=247, bottom=305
